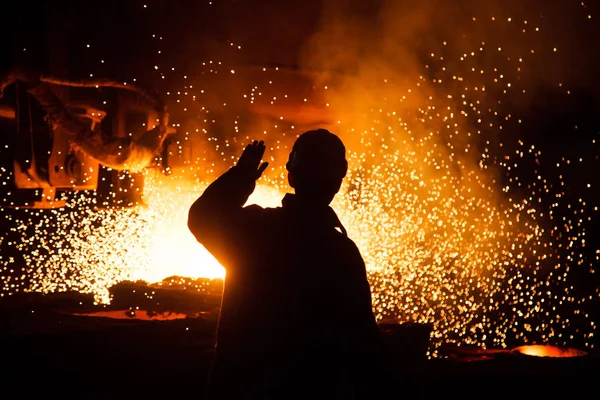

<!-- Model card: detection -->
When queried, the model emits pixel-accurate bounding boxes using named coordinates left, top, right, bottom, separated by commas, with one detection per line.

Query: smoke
left=293, top=0, right=599, bottom=196
left=300, top=0, right=598, bottom=141
left=274, top=0, right=600, bottom=340
left=297, top=0, right=501, bottom=195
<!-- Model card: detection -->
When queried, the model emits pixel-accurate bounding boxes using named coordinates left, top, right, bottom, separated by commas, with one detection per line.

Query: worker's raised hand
left=237, top=140, right=269, bottom=181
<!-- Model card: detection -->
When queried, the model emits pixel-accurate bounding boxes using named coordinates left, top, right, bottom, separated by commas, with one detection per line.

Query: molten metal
left=514, top=345, right=588, bottom=358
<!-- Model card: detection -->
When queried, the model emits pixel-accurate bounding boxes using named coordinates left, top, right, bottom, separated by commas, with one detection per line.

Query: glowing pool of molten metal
left=514, top=345, right=588, bottom=358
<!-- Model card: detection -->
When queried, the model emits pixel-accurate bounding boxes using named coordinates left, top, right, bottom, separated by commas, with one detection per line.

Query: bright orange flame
left=514, top=345, right=587, bottom=358
left=132, top=169, right=285, bottom=283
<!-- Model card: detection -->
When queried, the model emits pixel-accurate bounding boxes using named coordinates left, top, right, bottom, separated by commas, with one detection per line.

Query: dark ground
left=1, top=279, right=598, bottom=399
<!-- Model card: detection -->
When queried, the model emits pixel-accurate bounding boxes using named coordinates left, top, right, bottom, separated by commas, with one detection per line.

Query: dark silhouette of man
left=188, top=130, right=384, bottom=399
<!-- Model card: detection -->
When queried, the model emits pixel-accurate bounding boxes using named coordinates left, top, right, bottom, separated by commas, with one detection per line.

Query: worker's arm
left=188, top=141, right=269, bottom=262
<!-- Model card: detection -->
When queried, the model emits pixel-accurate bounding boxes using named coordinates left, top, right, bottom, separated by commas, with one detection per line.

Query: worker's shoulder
left=242, top=204, right=284, bottom=218
left=240, top=204, right=284, bottom=230
left=243, top=203, right=281, bottom=212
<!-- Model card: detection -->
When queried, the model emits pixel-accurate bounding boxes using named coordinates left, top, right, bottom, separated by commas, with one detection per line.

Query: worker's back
left=194, top=192, right=382, bottom=399
left=189, top=133, right=385, bottom=399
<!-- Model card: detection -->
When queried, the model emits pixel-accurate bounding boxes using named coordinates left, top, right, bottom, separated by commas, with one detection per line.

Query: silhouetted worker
left=188, top=130, right=384, bottom=399
left=7, top=69, right=174, bottom=173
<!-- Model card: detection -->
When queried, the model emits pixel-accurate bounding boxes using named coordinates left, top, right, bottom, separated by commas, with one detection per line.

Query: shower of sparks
left=0, top=170, right=283, bottom=304
left=1, top=1, right=599, bottom=353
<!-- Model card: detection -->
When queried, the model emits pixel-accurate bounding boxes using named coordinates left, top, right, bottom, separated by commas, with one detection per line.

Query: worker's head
left=286, top=129, right=348, bottom=205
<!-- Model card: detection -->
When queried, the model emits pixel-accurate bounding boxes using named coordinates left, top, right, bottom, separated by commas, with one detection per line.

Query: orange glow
left=514, top=345, right=588, bottom=358
left=131, top=169, right=284, bottom=284
left=74, top=310, right=188, bottom=321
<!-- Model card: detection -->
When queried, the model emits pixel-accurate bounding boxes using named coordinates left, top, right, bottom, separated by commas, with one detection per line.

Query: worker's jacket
left=188, top=166, right=384, bottom=399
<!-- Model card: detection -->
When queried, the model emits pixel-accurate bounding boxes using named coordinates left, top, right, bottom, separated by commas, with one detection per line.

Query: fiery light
left=514, top=344, right=588, bottom=358
left=1, top=1, right=598, bottom=354
left=0, top=169, right=284, bottom=304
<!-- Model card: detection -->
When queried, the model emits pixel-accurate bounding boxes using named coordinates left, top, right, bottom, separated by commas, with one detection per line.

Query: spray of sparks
left=1, top=1, right=599, bottom=351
